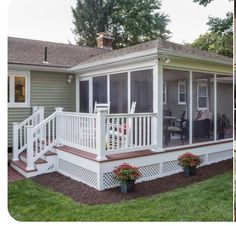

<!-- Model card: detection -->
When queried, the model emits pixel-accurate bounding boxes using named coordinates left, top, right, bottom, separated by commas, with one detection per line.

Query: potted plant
left=177, top=152, right=201, bottom=176
left=113, top=163, right=141, bottom=193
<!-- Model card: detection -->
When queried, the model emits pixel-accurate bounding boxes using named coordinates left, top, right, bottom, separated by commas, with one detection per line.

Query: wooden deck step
left=35, top=158, right=47, bottom=164
left=19, top=150, right=48, bottom=164
left=44, top=151, right=57, bottom=156
left=56, top=145, right=156, bottom=162
left=56, top=145, right=97, bottom=161
left=10, top=160, right=37, bottom=172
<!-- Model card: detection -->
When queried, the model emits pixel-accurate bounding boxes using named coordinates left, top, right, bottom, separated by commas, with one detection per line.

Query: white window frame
left=178, top=81, right=186, bottom=105
left=197, top=80, right=208, bottom=111
left=163, top=81, right=167, bottom=105
left=8, top=70, right=30, bottom=108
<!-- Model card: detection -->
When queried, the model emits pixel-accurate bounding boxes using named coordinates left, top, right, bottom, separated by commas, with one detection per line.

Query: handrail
left=18, top=110, right=41, bottom=127
left=106, top=112, right=158, bottom=118
left=27, top=109, right=59, bottom=169
left=33, top=111, right=58, bottom=132
left=12, top=107, right=44, bottom=161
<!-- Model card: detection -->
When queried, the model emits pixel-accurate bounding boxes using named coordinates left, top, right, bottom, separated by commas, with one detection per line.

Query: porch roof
left=72, top=39, right=232, bottom=71
left=8, top=37, right=232, bottom=72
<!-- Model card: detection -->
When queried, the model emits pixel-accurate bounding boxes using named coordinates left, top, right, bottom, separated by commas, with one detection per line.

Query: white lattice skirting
left=56, top=142, right=232, bottom=190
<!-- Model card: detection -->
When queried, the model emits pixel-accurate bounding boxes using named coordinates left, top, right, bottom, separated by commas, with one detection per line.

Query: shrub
left=178, top=152, right=201, bottom=168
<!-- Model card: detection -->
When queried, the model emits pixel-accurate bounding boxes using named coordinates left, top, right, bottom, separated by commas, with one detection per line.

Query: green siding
left=8, top=71, right=75, bottom=147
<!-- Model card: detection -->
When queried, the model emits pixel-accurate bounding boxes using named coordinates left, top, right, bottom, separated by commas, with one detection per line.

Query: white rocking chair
left=107, top=101, right=136, bottom=149
left=94, top=101, right=110, bottom=114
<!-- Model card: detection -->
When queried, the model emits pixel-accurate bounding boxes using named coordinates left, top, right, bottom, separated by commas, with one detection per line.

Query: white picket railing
left=18, top=107, right=158, bottom=169
left=26, top=108, right=60, bottom=170
left=105, top=113, right=158, bottom=154
left=12, top=107, right=44, bottom=161
left=58, top=111, right=97, bottom=153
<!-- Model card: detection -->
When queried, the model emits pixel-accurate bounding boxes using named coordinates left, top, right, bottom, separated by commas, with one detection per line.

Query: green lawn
left=8, top=172, right=233, bottom=221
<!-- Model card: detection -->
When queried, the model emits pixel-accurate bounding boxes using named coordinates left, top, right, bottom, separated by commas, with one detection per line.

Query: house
left=8, top=34, right=233, bottom=190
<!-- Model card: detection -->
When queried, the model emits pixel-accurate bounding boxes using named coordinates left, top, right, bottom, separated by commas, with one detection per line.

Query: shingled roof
left=76, top=39, right=232, bottom=67
left=8, top=37, right=109, bottom=68
left=8, top=37, right=232, bottom=69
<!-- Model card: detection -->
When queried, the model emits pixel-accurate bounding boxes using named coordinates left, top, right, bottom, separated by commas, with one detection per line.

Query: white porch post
left=55, top=107, right=63, bottom=146
left=26, top=125, right=35, bottom=171
left=32, top=106, right=39, bottom=113
left=155, top=59, right=163, bottom=151
left=38, top=106, right=45, bottom=122
left=96, top=108, right=107, bottom=161
left=12, top=122, right=19, bottom=161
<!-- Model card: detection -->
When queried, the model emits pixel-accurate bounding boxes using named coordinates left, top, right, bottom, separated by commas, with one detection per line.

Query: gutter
left=71, top=48, right=232, bottom=72
left=8, top=63, right=71, bottom=73
left=70, top=48, right=158, bottom=72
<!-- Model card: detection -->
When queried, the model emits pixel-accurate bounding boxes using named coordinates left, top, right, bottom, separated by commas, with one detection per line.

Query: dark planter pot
left=183, top=166, right=197, bottom=176
left=120, top=180, right=135, bottom=193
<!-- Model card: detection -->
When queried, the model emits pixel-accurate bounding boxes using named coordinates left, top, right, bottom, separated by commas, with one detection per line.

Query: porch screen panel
left=92, top=75, right=107, bottom=110
left=131, top=69, right=153, bottom=113
left=217, top=74, right=233, bottom=140
left=162, top=69, right=190, bottom=148
left=192, top=72, right=214, bottom=144
left=79, top=80, right=89, bottom=113
left=110, top=72, right=128, bottom=113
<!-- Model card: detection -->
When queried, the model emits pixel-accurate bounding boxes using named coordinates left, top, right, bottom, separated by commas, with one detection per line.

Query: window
left=178, top=81, right=186, bottom=105
left=131, top=69, right=153, bottom=113
left=8, top=70, right=30, bottom=108
left=92, top=75, right=107, bottom=110
left=197, top=80, right=208, bottom=110
left=110, top=72, right=128, bottom=113
left=163, top=82, right=167, bottom=105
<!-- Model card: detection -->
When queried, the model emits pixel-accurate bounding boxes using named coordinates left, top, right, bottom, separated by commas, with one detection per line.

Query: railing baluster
left=143, top=117, right=146, bottom=145
left=147, top=116, right=150, bottom=145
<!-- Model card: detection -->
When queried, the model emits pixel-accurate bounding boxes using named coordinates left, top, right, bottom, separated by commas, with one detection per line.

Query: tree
left=191, top=12, right=233, bottom=57
left=72, top=0, right=170, bottom=49
left=193, top=0, right=232, bottom=6
left=71, top=0, right=109, bottom=47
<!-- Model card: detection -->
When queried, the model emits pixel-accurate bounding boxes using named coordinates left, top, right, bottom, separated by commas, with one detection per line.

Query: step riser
left=10, top=162, right=38, bottom=178
left=20, top=155, right=27, bottom=164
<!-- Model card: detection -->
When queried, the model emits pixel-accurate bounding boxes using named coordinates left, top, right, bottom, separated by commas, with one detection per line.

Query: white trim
left=71, top=47, right=231, bottom=72
left=177, top=81, right=186, bottom=105
left=197, top=80, right=208, bottom=111
left=189, top=71, right=193, bottom=144
left=9, top=63, right=70, bottom=73
left=71, top=49, right=157, bottom=72
left=214, top=73, right=217, bottom=141
left=8, top=69, right=30, bottom=108
left=127, top=71, right=131, bottom=111
left=163, top=81, right=167, bottom=105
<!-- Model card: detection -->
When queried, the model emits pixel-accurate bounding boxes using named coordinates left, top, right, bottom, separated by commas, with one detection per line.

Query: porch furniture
left=94, top=101, right=110, bottom=114
left=193, top=119, right=211, bottom=138
left=164, top=111, right=187, bottom=146
left=193, top=111, right=212, bottom=138
left=107, top=101, right=136, bottom=149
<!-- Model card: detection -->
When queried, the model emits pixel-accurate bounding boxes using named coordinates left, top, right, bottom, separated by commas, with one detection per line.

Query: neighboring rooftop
left=76, top=39, right=232, bottom=67
left=8, top=37, right=109, bottom=68
left=8, top=37, right=232, bottom=69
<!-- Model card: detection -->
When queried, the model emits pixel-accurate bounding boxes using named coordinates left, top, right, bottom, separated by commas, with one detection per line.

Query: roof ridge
left=8, top=36, right=109, bottom=51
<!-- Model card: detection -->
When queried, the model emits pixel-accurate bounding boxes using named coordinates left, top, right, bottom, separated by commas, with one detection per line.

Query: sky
left=8, top=0, right=233, bottom=45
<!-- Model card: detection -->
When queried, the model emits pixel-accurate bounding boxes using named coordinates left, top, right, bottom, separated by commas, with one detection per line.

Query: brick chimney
left=96, top=32, right=114, bottom=50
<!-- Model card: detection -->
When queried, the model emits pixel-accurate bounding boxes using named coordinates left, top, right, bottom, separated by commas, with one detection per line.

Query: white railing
left=105, top=113, right=158, bottom=154
left=58, top=111, right=97, bottom=153
left=12, top=106, right=44, bottom=161
left=26, top=108, right=60, bottom=170
left=21, top=107, right=159, bottom=169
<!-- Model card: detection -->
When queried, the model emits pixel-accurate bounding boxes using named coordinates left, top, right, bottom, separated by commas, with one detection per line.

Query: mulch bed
left=32, top=159, right=232, bottom=205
